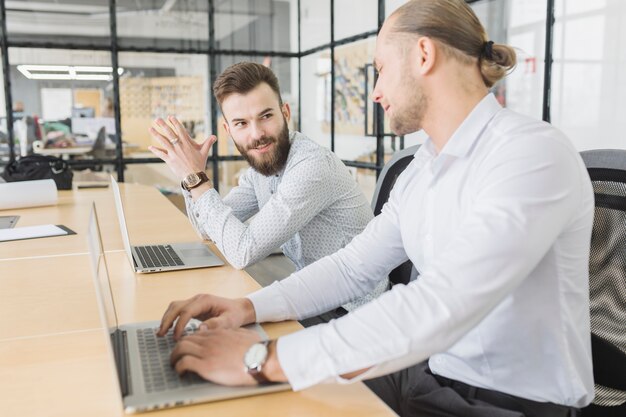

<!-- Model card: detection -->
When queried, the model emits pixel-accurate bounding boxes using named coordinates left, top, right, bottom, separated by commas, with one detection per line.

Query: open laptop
left=87, top=204, right=290, bottom=413
left=110, top=176, right=224, bottom=273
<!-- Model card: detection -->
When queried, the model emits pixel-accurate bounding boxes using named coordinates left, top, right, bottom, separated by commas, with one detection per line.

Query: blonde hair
left=390, top=0, right=516, bottom=87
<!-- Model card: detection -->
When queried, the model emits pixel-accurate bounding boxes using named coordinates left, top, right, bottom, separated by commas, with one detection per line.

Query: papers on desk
left=0, top=224, right=74, bottom=242
left=0, top=179, right=58, bottom=210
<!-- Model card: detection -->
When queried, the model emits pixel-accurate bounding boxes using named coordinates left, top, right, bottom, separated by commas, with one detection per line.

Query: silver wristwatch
left=243, top=340, right=271, bottom=384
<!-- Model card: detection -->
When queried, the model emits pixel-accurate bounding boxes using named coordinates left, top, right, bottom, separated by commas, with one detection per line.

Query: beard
left=235, top=119, right=291, bottom=177
left=389, top=69, right=428, bottom=136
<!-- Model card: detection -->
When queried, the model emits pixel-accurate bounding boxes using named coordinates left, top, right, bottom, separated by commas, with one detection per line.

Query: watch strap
left=181, top=171, right=210, bottom=191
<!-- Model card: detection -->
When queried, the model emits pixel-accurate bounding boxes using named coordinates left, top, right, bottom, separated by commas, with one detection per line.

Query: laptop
left=87, top=204, right=290, bottom=413
left=110, top=175, right=224, bottom=273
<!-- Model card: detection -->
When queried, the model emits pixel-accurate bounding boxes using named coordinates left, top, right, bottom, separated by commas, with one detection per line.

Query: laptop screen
left=110, top=175, right=135, bottom=268
left=88, top=203, right=119, bottom=331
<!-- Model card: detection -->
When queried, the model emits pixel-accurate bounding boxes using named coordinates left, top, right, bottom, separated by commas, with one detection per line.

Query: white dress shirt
left=247, top=94, right=595, bottom=407
left=185, top=132, right=388, bottom=310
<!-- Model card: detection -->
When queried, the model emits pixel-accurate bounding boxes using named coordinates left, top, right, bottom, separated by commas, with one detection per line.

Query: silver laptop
left=87, top=204, right=290, bottom=413
left=110, top=176, right=224, bottom=273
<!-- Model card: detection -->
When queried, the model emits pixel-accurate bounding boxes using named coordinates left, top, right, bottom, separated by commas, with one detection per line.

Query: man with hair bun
left=157, top=1, right=594, bottom=416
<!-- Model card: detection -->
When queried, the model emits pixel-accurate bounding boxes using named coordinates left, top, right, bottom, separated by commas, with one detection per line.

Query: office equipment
left=0, top=224, right=74, bottom=242
left=72, top=107, right=95, bottom=118
left=371, top=145, right=420, bottom=286
left=71, top=117, right=116, bottom=136
left=87, top=205, right=289, bottom=413
left=110, top=176, right=224, bottom=272
left=580, top=150, right=626, bottom=416
left=0, top=181, right=395, bottom=417
left=0, top=179, right=57, bottom=210
left=0, top=216, right=19, bottom=229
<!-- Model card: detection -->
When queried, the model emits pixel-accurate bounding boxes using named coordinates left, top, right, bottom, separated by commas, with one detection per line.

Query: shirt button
left=195, top=212, right=199, bottom=218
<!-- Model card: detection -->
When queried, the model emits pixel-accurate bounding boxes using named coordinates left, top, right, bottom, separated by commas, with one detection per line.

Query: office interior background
left=0, top=0, right=624, bottom=203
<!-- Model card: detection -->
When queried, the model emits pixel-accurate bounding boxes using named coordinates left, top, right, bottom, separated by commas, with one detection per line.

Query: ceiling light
left=17, top=64, right=124, bottom=81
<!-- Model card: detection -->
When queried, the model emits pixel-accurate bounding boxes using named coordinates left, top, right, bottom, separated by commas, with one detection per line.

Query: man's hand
left=170, top=327, right=264, bottom=386
left=158, top=294, right=256, bottom=340
left=148, top=116, right=216, bottom=180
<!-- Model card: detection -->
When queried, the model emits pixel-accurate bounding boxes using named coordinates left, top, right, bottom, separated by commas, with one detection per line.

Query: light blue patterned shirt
left=184, top=131, right=388, bottom=310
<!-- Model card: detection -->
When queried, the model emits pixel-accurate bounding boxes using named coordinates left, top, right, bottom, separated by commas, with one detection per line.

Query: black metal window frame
left=0, top=0, right=555, bottom=187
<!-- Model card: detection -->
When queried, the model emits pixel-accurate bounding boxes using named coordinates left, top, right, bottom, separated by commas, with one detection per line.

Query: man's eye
left=235, top=122, right=246, bottom=127
left=261, top=114, right=272, bottom=119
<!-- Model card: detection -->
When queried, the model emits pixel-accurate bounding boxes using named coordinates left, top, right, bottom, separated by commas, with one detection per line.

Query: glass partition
left=551, top=0, right=624, bottom=150
left=300, top=50, right=331, bottom=149
left=6, top=0, right=110, bottom=48
left=300, top=0, right=331, bottom=52
left=116, top=0, right=208, bottom=50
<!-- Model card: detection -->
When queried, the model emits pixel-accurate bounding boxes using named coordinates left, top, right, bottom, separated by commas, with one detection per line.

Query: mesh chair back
left=371, top=145, right=419, bottom=286
left=581, top=150, right=626, bottom=412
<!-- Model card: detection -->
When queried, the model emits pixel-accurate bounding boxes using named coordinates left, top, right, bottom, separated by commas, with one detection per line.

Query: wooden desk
left=0, top=254, right=101, bottom=340
left=33, top=145, right=93, bottom=157
left=0, top=183, right=396, bottom=417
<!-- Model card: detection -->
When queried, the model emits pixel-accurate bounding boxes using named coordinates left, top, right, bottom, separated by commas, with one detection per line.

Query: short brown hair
left=390, top=0, right=516, bottom=88
left=213, top=62, right=283, bottom=107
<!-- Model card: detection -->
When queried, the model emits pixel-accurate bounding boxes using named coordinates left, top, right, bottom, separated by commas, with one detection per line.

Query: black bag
left=2, top=155, right=73, bottom=190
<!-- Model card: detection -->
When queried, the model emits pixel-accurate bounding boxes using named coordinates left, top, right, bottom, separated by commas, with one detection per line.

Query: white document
left=0, top=179, right=58, bottom=210
left=0, top=224, right=69, bottom=242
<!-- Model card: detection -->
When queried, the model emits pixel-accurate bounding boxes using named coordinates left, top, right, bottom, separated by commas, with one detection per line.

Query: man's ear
left=222, top=118, right=230, bottom=136
left=416, top=36, right=437, bottom=76
left=282, top=102, right=291, bottom=123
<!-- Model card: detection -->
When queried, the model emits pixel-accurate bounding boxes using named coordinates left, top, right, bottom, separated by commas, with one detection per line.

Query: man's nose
left=250, top=122, right=265, bottom=140
left=371, top=79, right=382, bottom=103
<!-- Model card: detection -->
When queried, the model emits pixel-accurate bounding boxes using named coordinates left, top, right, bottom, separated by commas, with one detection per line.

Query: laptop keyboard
left=137, top=327, right=205, bottom=393
left=135, top=245, right=184, bottom=268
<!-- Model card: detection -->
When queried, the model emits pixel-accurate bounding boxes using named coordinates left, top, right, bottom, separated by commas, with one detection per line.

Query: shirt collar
left=423, top=93, right=502, bottom=160
left=415, top=93, right=501, bottom=178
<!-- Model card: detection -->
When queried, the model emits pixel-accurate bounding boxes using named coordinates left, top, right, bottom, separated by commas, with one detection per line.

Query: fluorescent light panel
left=17, top=64, right=124, bottom=81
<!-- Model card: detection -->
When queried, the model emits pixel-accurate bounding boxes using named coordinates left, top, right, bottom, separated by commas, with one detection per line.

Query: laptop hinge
left=111, top=329, right=132, bottom=397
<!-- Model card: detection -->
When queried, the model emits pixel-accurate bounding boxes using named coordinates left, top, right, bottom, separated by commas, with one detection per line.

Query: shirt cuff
left=276, top=326, right=336, bottom=390
left=246, top=282, right=293, bottom=323
left=189, top=187, right=221, bottom=221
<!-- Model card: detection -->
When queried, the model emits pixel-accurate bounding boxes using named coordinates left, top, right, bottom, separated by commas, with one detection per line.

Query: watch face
left=185, top=173, right=200, bottom=187
left=244, top=342, right=268, bottom=369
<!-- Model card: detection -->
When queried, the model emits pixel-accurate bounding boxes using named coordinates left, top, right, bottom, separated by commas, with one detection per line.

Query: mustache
left=248, top=136, right=275, bottom=151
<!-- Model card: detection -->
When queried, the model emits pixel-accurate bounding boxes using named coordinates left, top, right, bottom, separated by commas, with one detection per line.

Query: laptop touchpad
left=180, top=248, right=209, bottom=258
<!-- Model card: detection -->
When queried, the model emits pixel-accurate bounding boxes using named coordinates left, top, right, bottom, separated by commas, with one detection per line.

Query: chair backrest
left=580, top=149, right=626, bottom=410
left=90, top=127, right=107, bottom=159
left=371, top=145, right=420, bottom=286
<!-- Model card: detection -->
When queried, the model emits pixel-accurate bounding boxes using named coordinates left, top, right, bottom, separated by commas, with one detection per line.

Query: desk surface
left=0, top=183, right=396, bottom=417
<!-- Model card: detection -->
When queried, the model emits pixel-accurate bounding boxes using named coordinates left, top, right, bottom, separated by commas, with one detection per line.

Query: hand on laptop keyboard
left=157, top=294, right=256, bottom=340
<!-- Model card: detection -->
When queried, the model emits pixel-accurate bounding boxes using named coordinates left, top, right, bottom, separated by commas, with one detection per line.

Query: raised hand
left=148, top=116, right=216, bottom=180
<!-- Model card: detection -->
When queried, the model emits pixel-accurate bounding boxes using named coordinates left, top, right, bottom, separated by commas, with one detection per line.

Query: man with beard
left=154, top=1, right=595, bottom=416
left=148, top=62, right=388, bottom=324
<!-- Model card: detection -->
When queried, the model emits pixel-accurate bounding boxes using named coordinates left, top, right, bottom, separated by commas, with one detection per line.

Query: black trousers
left=364, top=362, right=580, bottom=417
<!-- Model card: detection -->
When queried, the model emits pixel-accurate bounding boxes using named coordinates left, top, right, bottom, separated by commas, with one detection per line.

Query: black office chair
left=85, top=127, right=107, bottom=171
left=371, top=145, right=420, bottom=286
left=580, top=149, right=626, bottom=417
